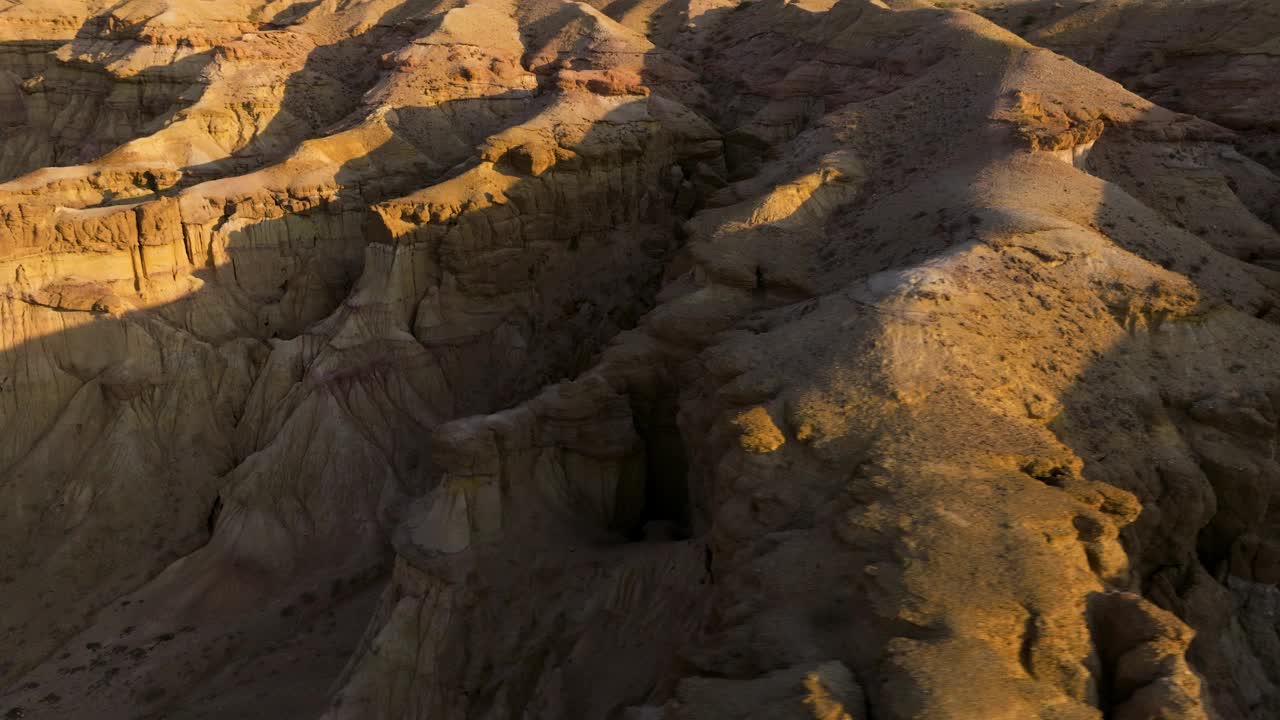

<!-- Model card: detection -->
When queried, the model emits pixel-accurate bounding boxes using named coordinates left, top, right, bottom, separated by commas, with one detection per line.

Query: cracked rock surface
left=1, top=0, right=1279, bottom=718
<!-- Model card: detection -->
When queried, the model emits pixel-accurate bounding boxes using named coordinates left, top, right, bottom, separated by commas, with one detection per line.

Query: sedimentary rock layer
left=1, top=1, right=1279, bottom=719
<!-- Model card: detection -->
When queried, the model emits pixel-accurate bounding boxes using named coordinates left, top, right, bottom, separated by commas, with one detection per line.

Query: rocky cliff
left=1, top=0, right=1279, bottom=718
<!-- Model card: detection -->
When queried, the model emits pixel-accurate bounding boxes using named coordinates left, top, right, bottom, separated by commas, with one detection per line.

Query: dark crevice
left=625, top=389, right=693, bottom=542
left=205, top=495, right=223, bottom=536
left=1018, top=609, right=1038, bottom=678
left=1019, top=459, right=1072, bottom=488
left=1086, top=598, right=1120, bottom=716
left=1196, top=525, right=1231, bottom=584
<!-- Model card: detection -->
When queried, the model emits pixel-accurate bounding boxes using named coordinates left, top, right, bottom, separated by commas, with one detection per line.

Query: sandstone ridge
left=1, top=1, right=1279, bottom=719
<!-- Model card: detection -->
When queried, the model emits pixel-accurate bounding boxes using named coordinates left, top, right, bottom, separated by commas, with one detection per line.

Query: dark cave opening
left=625, top=390, right=693, bottom=542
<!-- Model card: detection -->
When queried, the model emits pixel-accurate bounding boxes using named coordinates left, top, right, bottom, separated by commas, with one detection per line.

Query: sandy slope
left=1, top=0, right=1279, bottom=718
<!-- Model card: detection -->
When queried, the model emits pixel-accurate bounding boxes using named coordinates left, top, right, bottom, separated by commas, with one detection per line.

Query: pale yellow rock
left=730, top=405, right=787, bottom=454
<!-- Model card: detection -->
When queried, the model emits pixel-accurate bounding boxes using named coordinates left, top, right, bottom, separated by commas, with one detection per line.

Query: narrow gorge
left=2, top=1, right=1279, bottom=718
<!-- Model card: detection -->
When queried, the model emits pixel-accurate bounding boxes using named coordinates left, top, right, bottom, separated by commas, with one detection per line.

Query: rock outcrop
left=1, top=1, right=1279, bottom=719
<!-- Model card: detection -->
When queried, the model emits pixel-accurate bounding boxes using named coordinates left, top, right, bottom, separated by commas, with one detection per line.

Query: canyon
left=1, top=0, right=1279, bottom=718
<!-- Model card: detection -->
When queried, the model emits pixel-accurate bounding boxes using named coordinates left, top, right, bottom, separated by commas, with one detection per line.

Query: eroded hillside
left=1, top=0, right=1279, bottom=718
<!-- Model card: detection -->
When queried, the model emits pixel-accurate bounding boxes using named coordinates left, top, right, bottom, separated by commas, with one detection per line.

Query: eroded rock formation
left=1, top=0, right=1279, bottom=718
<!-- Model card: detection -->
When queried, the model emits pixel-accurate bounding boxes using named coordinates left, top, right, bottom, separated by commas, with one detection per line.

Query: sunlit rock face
left=2, top=1, right=1280, bottom=718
